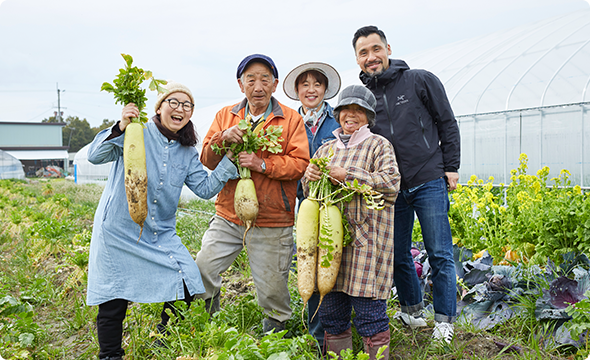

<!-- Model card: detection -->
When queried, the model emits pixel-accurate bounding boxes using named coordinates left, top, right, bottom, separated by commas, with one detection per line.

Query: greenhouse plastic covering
left=73, top=143, right=111, bottom=184
left=0, top=150, right=25, bottom=180
left=399, top=10, right=590, bottom=187
left=335, top=10, right=590, bottom=187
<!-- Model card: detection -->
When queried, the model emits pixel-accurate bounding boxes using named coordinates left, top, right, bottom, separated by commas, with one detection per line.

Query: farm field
left=0, top=154, right=589, bottom=359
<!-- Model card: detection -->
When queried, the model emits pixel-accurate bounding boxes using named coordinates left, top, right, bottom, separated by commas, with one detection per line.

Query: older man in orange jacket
left=196, top=54, right=310, bottom=333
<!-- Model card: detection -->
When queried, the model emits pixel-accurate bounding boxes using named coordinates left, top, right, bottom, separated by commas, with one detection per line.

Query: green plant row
left=1, top=166, right=588, bottom=359
left=448, top=153, right=590, bottom=265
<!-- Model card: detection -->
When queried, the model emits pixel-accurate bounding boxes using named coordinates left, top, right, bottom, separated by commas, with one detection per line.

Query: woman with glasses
left=86, top=81, right=238, bottom=360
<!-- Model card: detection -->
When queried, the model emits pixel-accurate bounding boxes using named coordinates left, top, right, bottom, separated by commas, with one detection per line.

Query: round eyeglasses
left=165, top=99, right=194, bottom=112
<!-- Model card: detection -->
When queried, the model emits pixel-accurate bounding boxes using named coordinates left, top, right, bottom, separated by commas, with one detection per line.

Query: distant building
left=0, top=121, right=69, bottom=177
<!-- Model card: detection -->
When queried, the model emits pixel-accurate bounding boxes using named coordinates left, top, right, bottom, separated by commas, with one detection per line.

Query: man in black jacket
left=353, top=25, right=460, bottom=344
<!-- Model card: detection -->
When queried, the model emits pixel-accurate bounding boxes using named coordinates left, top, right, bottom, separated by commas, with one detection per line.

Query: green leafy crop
left=100, top=53, right=167, bottom=124
left=211, top=116, right=284, bottom=179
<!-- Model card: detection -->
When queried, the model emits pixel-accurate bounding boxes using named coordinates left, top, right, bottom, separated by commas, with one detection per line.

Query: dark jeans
left=393, top=177, right=457, bottom=323
left=96, top=282, right=193, bottom=358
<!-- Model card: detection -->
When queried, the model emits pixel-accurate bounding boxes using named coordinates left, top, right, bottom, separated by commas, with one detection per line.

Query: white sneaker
left=432, top=322, right=454, bottom=344
left=398, top=312, right=427, bottom=329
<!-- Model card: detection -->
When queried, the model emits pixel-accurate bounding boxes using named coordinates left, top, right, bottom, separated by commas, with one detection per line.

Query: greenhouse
left=333, top=9, right=590, bottom=187
left=72, top=143, right=111, bottom=184
left=401, top=9, right=590, bottom=187
left=0, top=149, right=25, bottom=180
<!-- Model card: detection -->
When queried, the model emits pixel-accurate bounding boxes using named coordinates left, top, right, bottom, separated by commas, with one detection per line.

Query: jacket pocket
left=345, top=199, right=369, bottom=248
left=352, top=221, right=370, bottom=248
left=170, top=163, right=187, bottom=188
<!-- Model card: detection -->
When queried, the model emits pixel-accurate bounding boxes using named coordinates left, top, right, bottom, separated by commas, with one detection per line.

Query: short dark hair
left=294, top=70, right=328, bottom=93
left=352, top=25, right=387, bottom=50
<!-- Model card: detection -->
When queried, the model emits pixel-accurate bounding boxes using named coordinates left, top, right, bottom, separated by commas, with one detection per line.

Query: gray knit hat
left=333, top=85, right=377, bottom=127
left=154, top=81, right=195, bottom=112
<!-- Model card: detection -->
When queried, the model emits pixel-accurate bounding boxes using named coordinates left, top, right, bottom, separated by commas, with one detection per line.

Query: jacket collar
left=332, top=124, right=372, bottom=149
left=359, top=58, right=410, bottom=89
left=231, top=96, right=284, bottom=119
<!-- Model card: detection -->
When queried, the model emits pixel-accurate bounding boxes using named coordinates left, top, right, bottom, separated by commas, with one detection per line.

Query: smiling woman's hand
left=120, top=103, right=139, bottom=131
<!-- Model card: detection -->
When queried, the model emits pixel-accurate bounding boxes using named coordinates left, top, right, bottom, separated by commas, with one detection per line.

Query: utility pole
left=55, top=83, right=66, bottom=122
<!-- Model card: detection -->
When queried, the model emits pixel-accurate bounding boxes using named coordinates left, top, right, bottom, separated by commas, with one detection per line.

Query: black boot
left=204, top=292, right=220, bottom=315
left=262, top=317, right=286, bottom=333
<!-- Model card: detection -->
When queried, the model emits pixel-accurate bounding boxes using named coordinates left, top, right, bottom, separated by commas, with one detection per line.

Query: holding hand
left=119, top=103, right=139, bottom=131
left=305, top=164, right=347, bottom=184
left=305, top=163, right=321, bottom=182
left=327, top=165, right=346, bottom=185
left=237, top=152, right=265, bottom=173
left=222, top=125, right=245, bottom=144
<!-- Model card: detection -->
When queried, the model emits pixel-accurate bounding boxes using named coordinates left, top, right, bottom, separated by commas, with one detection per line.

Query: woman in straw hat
left=86, top=81, right=238, bottom=360
left=283, top=62, right=341, bottom=353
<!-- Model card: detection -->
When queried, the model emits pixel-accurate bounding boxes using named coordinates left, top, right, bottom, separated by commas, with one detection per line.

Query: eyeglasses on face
left=165, top=99, right=194, bottom=112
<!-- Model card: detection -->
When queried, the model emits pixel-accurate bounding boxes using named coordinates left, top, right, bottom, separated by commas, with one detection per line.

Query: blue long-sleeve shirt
left=86, top=121, right=238, bottom=305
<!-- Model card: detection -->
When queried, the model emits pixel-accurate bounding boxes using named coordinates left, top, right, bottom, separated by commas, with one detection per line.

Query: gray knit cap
left=333, top=85, right=377, bottom=127
left=154, top=81, right=195, bottom=112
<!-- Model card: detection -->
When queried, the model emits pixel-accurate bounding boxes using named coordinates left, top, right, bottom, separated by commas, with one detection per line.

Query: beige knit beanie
left=154, top=81, right=195, bottom=112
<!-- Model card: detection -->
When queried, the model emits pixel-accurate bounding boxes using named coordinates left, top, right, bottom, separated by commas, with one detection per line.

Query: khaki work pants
left=195, top=215, right=293, bottom=322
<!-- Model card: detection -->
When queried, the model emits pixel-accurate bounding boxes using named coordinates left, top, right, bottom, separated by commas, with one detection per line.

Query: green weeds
left=0, top=176, right=587, bottom=359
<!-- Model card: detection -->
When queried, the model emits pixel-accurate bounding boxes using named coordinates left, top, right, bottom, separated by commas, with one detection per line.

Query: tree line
left=42, top=116, right=115, bottom=153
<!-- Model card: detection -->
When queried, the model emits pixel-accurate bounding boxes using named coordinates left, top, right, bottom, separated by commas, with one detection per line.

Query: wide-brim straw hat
left=283, top=62, right=341, bottom=101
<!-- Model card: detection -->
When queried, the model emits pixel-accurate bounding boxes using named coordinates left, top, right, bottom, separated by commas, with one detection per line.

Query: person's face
left=355, top=33, right=392, bottom=76
left=339, top=104, right=369, bottom=135
left=156, top=92, right=193, bottom=133
left=238, top=62, right=278, bottom=116
left=297, top=73, right=327, bottom=110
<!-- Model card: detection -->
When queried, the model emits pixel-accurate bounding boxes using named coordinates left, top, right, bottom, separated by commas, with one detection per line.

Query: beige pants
left=195, top=215, right=293, bottom=322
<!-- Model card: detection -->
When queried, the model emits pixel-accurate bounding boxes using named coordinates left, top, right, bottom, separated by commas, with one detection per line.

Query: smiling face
left=338, top=104, right=369, bottom=135
left=296, top=72, right=327, bottom=110
left=355, top=33, right=392, bottom=76
left=238, top=62, right=278, bottom=116
left=156, top=92, right=193, bottom=133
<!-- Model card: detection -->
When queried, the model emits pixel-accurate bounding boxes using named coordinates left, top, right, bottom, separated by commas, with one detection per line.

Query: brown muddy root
left=125, top=170, right=147, bottom=242
left=297, top=248, right=317, bottom=328
left=313, top=248, right=342, bottom=321
left=234, top=179, right=258, bottom=247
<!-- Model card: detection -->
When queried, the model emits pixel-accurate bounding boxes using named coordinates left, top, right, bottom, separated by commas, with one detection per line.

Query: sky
left=0, top=0, right=589, bottom=128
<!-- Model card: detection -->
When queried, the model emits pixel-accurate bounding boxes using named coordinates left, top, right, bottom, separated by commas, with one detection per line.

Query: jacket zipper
left=419, top=116, right=430, bottom=149
left=377, top=76, right=407, bottom=187
left=379, top=78, right=395, bottom=140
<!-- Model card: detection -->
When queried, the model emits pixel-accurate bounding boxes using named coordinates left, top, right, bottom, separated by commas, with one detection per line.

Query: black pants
left=96, top=282, right=193, bottom=359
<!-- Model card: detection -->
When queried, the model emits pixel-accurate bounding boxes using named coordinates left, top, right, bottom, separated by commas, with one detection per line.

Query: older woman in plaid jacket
left=303, top=85, right=400, bottom=360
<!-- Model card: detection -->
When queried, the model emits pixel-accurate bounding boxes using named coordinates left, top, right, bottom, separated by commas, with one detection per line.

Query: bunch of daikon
left=211, top=116, right=283, bottom=242
left=296, top=151, right=386, bottom=322
left=101, top=54, right=167, bottom=240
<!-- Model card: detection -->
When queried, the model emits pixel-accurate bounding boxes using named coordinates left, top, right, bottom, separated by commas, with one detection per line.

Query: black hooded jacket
left=360, top=59, right=460, bottom=190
